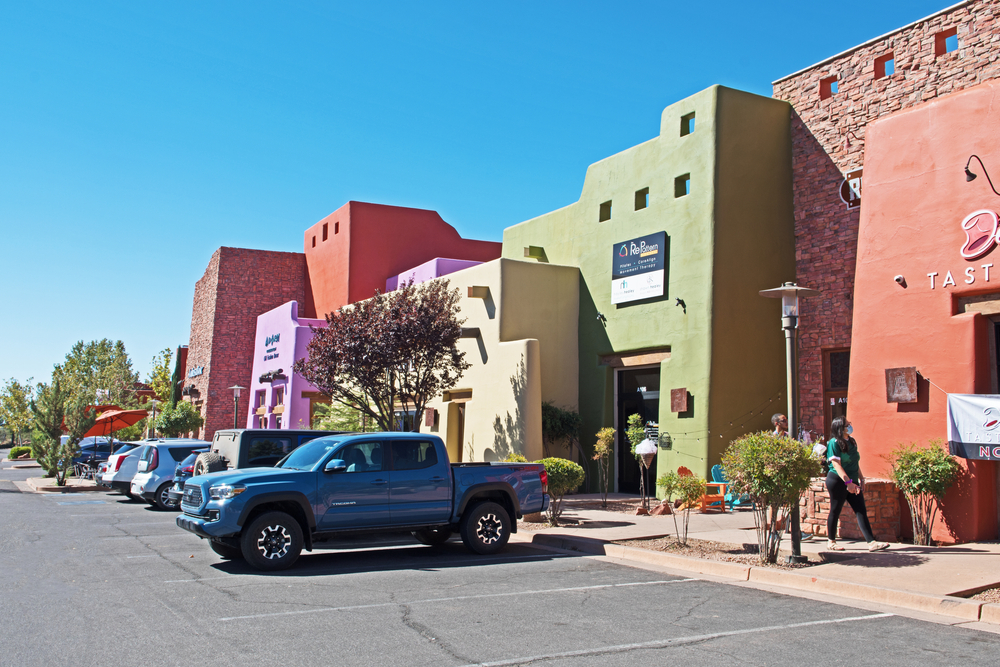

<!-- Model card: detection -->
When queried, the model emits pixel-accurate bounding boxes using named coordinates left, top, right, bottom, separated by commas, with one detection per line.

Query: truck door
left=317, top=440, right=389, bottom=530
left=388, top=439, right=451, bottom=525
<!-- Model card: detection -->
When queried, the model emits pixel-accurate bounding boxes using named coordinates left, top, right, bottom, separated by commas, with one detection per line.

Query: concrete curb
left=25, top=477, right=105, bottom=493
left=526, top=532, right=992, bottom=624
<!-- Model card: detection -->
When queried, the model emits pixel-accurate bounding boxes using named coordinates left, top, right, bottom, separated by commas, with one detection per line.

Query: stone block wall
left=185, top=247, right=309, bottom=441
left=772, top=0, right=1000, bottom=435
left=800, top=477, right=901, bottom=542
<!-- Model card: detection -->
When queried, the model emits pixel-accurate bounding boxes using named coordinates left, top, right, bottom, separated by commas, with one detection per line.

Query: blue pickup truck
left=176, top=432, right=550, bottom=570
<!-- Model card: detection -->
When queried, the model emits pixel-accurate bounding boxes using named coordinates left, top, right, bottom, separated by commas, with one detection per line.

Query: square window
left=874, top=52, right=894, bottom=79
left=680, top=112, right=695, bottom=137
left=819, top=75, right=838, bottom=100
left=322, top=223, right=328, bottom=241
left=674, top=174, right=690, bottom=198
left=935, top=27, right=958, bottom=56
left=599, top=201, right=612, bottom=222
left=635, top=187, right=649, bottom=211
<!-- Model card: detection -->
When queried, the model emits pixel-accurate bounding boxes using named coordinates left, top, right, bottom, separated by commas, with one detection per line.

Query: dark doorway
left=617, top=367, right=660, bottom=494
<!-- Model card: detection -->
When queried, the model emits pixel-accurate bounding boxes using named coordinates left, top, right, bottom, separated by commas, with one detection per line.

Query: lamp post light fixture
left=964, top=155, right=1000, bottom=196
left=759, top=281, right=820, bottom=564
left=147, top=399, right=158, bottom=439
left=229, top=385, right=245, bottom=430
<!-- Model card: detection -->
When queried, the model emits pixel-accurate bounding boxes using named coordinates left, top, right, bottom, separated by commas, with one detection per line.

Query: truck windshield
left=279, top=437, right=343, bottom=471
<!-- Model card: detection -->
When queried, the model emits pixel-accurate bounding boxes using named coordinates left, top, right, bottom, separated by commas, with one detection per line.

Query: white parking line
left=126, top=555, right=160, bottom=559
left=452, top=613, right=895, bottom=667
left=219, top=579, right=697, bottom=621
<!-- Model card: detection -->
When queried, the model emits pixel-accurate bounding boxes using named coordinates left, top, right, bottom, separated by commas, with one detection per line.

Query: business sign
left=946, top=393, right=1000, bottom=459
left=839, top=168, right=862, bottom=209
left=612, top=231, right=666, bottom=305
left=187, top=366, right=204, bottom=378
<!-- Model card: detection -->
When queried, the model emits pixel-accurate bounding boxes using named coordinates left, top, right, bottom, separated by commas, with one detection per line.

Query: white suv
left=130, top=439, right=210, bottom=510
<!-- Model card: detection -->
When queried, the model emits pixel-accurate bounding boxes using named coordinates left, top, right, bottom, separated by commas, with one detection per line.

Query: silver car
left=99, top=443, right=144, bottom=499
left=129, top=439, right=210, bottom=510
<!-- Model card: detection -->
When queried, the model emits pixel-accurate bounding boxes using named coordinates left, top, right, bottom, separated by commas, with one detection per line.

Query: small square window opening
left=935, top=27, right=958, bottom=56
left=820, top=76, right=838, bottom=100
left=322, top=223, right=328, bottom=241
left=635, top=188, right=649, bottom=211
left=335, top=222, right=340, bottom=234
left=599, top=201, right=612, bottom=222
left=680, top=113, right=695, bottom=137
left=311, top=236, right=316, bottom=248
left=874, top=53, right=894, bottom=79
left=674, top=174, right=690, bottom=198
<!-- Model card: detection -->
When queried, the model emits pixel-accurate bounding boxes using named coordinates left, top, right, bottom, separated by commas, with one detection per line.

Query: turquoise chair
left=712, top=464, right=749, bottom=510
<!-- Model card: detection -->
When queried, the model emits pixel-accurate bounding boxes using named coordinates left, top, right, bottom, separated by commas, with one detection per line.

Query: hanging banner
left=611, top=231, right=666, bottom=305
left=946, top=393, right=1000, bottom=459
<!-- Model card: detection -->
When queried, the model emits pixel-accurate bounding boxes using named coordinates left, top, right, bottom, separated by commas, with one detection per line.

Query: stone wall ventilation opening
left=874, top=53, right=894, bottom=79
left=820, top=75, right=839, bottom=100
left=935, top=27, right=958, bottom=57
left=322, top=223, right=328, bottom=241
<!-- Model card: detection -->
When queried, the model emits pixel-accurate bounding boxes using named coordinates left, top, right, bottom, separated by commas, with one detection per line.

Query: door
left=616, top=367, right=660, bottom=494
left=317, top=440, right=389, bottom=530
left=388, top=439, right=451, bottom=525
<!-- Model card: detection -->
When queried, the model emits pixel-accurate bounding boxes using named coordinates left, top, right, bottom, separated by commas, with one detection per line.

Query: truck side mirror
left=324, top=459, right=347, bottom=473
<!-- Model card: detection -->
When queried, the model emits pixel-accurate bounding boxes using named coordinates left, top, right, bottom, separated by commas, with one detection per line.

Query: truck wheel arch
left=237, top=493, right=316, bottom=550
left=456, top=483, right=520, bottom=531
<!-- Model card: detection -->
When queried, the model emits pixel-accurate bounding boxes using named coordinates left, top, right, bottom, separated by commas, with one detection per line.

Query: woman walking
left=825, top=416, right=889, bottom=552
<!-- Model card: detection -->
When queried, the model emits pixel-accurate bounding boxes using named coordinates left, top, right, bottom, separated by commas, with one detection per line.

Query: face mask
left=846, top=425, right=854, bottom=435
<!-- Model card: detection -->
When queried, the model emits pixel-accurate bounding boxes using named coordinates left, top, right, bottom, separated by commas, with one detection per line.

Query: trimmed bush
left=537, top=457, right=585, bottom=526
left=501, top=453, right=528, bottom=463
left=8, top=445, right=31, bottom=459
left=722, top=432, right=819, bottom=563
left=887, top=440, right=961, bottom=545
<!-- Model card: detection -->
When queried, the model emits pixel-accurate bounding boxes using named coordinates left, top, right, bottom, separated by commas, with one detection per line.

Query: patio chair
left=678, top=466, right=727, bottom=513
left=712, top=464, right=750, bottom=510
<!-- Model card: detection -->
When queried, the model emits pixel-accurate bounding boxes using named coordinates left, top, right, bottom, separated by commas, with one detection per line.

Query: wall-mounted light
left=596, top=312, right=607, bottom=323
left=675, top=298, right=686, bottom=314
left=842, top=130, right=860, bottom=152
left=965, top=155, right=1000, bottom=196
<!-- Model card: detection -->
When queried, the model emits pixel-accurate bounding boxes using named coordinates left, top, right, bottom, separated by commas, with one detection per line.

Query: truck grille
left=181, top=483, right=203, bottom=509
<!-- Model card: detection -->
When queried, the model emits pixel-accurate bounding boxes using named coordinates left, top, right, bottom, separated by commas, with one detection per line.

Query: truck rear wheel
left=241, top=511, right=303, bottom=571
left=460, top=501, right=510, bottom=555
left=193, top=452, right=226, bottom=476
left=413, top=527, right=452, bottom=546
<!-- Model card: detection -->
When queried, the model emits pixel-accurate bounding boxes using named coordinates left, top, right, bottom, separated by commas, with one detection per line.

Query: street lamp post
left=147, top=399, right=158, bottom=439
left=759, top=281, right=819, bottom=564
left=229, top=385, right=245, bottom=430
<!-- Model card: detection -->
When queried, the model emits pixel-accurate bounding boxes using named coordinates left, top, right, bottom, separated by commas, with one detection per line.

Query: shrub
left=656, top=471, right=706, bottom=545
left=722, top=432, right=819, bottom=563
left=502, top=453, right=528, bottom=463
left=156, top=402, right=205, bottom=438
left=887, top=440, right=961, bottom=546
left=537, top=457, right=585, bottom=526
left=592, top=427, right=615, bottom=508
left=8, top=446, right=31, bottom=459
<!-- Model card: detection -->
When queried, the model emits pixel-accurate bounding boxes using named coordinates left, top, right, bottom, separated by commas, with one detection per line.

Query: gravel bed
left=612, top=536, right=816, bottom=570
left=970, top=588, right=1000, bottom=603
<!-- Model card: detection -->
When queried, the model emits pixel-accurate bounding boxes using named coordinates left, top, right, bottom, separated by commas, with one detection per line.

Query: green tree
left=311, top=401, right=371, bottom=432
left=294, top=280, right=470, bottom=432
left=656, top=471, right=706, bottom=545
left=0, top=378, right=34, bottom=446
left=541, top=402, right=587, bottom=488
left=147, top=347, right=174, bottom=405
left=54, top=339, right=140, bottom=409
left=155, top=402, right=205, bottom=438
left=31, top=381, right=96, bottom=485
left=888, top=440, right=961, bottom=546
left=537, top=457, right=585, bottom=526
left=592, top=427, right=615, bottom=508
left=722, top=431, right=819, bottom=563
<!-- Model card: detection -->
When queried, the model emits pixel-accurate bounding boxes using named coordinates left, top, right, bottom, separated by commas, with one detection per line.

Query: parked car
left=130, top=439, right=210, bottom=510
left=166, top=448, right=210, bottom=506
left=191, top=429, right=347, bottom=475
left=71, top=438, right=128, bottom=466
left=177, top=432, right=550, bottom=570
left=98, top=442, right=145, bottom=499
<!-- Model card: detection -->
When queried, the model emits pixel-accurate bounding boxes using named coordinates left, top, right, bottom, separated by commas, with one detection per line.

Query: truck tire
left=193, top=452, right=226, bottom=476
left=413, top=527, right=452, bottom=546
left=460, top=501, right=510, bottom=555
left=210, top=540, right=244, bottom=560
left=241, top=511, right=303, bottom=571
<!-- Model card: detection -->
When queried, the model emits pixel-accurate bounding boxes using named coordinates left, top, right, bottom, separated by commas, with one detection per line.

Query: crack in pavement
left=399, top=603, right=475, bottom=665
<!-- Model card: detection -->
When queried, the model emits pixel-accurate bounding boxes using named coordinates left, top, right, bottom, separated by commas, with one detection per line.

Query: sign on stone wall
left=839, top=168, right=862, bottom=209
left=885, top=367, right=917, bottom=403
left=611, top=231, right=666, bottom=305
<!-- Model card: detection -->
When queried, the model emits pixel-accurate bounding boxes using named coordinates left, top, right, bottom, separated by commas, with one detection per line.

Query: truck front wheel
left=460, top=501, right=510, bottom=555
left=241, top=511, right=303, bottom=571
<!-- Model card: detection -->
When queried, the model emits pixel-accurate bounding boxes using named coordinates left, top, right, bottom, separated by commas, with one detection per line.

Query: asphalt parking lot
left=3, top=461, right=1000, bottom=667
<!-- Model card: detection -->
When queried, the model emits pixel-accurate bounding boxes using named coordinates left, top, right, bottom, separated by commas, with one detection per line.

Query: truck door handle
left=371, top=479, right=388, bottom=486
left=429, top=476, right=446, bottom=482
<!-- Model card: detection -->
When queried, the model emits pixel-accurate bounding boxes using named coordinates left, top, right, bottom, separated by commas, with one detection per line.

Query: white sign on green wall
left=611, top=231, right=666, bottom=304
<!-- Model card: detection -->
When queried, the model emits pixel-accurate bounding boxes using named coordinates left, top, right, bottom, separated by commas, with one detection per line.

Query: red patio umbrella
left=82, top=409, right=151, bottom=440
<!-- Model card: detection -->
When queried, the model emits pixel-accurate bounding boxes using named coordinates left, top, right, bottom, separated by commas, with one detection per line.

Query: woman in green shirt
left=825, top=416, right=889, bottom=552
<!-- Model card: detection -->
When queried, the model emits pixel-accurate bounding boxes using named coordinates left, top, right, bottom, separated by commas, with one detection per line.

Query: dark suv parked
left=192, top=429, right=348, bottom=475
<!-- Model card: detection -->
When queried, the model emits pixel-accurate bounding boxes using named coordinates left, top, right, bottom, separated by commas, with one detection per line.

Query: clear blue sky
left=1, top=0, right=950, bottom=386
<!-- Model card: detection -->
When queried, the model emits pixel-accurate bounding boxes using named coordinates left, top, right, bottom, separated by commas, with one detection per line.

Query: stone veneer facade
left=800, top=478, right=902, bottom=543
left=185, top=247, right=310, bottom=441
left=772, top=0, right=1000, bottom=436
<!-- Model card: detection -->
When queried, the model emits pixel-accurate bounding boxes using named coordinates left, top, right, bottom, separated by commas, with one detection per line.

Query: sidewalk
left=512, top=494, right=1000, bottom=627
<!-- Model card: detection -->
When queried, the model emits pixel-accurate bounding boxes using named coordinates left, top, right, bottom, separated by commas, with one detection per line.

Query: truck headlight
left=208, top=483, right=246, bottom=500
